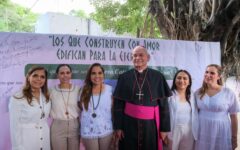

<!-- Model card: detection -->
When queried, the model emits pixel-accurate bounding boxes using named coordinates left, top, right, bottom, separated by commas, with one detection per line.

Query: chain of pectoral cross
left=134, top=69, right=148, bottom=100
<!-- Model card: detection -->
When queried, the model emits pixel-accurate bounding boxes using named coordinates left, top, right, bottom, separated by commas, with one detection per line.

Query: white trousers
left=169, top=124, right=194, bottom=150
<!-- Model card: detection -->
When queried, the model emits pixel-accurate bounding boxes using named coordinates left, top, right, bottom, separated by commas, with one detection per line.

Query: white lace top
left=80, top=84, right=113, bottom=139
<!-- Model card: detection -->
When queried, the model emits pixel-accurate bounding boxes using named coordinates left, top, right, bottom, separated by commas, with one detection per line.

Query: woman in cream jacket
left=9, top=66, right=51, bottom=150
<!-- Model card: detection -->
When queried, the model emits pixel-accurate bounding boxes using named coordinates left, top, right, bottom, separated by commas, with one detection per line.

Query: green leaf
left=0, top=0, right=38, bottom=32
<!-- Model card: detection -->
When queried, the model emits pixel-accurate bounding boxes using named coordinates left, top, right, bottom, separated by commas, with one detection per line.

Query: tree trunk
left=150, top=0, right=240, bottom=78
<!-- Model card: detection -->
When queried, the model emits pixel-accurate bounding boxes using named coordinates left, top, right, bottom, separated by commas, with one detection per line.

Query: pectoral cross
left=136, top=91, right=144, bottom=100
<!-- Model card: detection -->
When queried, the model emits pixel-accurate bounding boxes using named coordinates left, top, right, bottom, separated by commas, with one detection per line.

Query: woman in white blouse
left=167, top=70, right=198, bottom=150
left=50, top=64, right=80, bottom=150
left=9, top=66, right=51, bottom=150
left=79, top=63, right=113, bottom=150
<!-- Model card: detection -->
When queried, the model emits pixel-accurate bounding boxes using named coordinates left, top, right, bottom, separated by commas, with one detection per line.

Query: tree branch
left=208, top=0, right=219, bottom=23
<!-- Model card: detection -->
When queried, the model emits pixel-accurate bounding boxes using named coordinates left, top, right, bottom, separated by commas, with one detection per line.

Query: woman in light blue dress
left=195, top=64, right=240, bottom=150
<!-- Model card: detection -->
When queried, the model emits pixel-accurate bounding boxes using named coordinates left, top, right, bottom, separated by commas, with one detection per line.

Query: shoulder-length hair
left=199, top=64, right=223, bottom=99
left=171, top=70, right=192, bottom=104
left=79, top=63, right=104, bottom=110
left=15, top=66, right=49, bottom=105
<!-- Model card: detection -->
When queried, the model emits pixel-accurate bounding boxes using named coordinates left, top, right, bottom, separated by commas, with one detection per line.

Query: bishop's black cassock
left=113, top=68, right=172, bottom=150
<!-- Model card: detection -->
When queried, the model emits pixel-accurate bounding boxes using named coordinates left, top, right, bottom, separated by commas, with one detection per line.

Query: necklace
left=134, top=69, right=148, bottom=100
left=39, top=92, right=45, bottom=119
left=60, top=85, right=71, bottom=118
left=91, top=84, right=102, bottom=118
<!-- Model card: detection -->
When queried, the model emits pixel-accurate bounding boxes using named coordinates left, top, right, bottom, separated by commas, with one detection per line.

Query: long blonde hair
left=199, top=64, right=223, bottom=99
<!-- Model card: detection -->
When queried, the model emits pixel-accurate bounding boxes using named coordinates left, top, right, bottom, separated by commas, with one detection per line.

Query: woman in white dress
left=9, top=66, right=51, bottom=150
left=195, top=64, right=240, bottom=150
left=79, top=63, right=113, bottom=150
left=167, top=70, right=198, bottom=150
left=50, top=64, right=80, bottom=150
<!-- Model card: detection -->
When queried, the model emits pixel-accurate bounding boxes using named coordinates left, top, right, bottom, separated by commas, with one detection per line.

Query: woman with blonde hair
left=9, top=66, right=51, bottom=150
left=195, top=64, right=240, bottom=150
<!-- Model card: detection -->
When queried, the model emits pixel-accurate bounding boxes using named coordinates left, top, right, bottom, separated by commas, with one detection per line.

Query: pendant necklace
left=60, top=85, right=71, bottom=118
left=39, top=92, right=45, bottom=119
left=134, top=69, right=148, bottom=100
left=91, top=84, right=102, bottom=118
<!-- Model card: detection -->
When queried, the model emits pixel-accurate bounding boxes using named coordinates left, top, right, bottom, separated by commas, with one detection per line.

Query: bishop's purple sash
left=124, top=102, right=162, bottom=150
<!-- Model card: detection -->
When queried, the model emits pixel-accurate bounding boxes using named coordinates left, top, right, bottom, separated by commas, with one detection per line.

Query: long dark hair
left=79, top=63, right=105, bottom=110
left=199, top=64, right=223, bottom=99
left=15, top=66, right=49, bottom=105
left=171, top=70, right=192, bottom=104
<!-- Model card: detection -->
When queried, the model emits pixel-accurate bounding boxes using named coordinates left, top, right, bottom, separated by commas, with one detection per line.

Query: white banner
left=0, top=32, right=220, bottom=149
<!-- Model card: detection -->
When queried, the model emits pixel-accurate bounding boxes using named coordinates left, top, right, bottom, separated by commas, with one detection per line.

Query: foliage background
left=0, top=0, right=38, bottom=32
